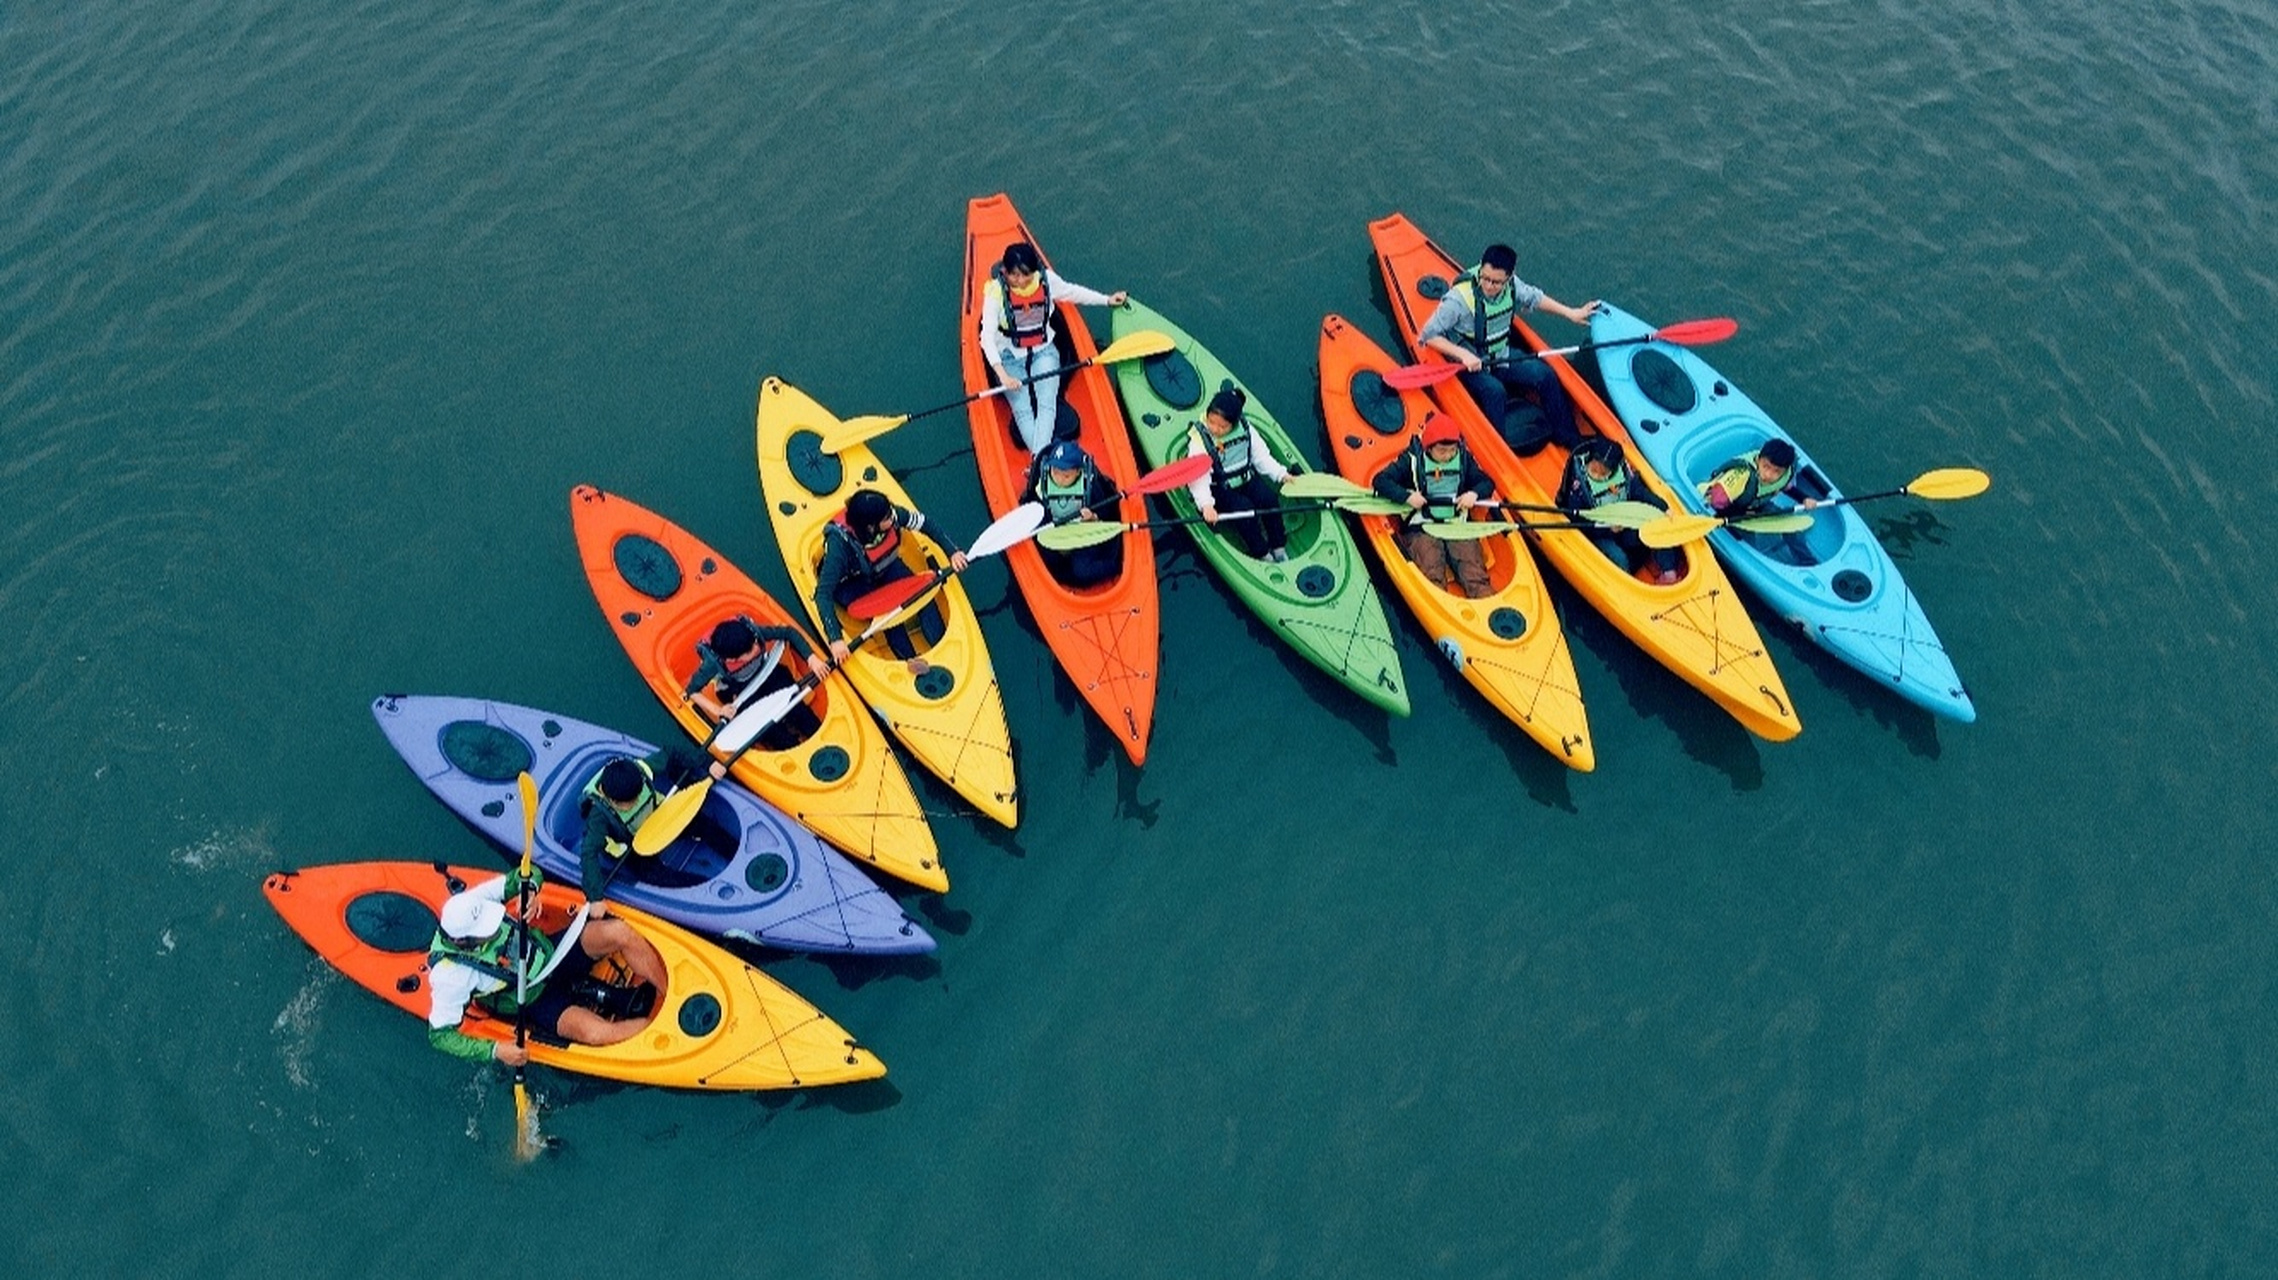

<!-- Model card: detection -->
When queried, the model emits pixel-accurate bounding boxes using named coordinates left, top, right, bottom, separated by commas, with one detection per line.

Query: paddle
left=1638, top=467, right=1990, bottom=549
left=1639, top=510, right=1819, bottom=549
left=821, top=331, right=1178, bottom=454
left=1035, top=495, right=1411, bottom=550
left=510, top=771, right=541, bottom=1162
left=842, top=501, right=1049, bottom=621
left=1280, top=471, right=1662, bottom=530
left=1380, top=317, right=1741, bottom=390
left=1418, top=518, right=1604, bottom=540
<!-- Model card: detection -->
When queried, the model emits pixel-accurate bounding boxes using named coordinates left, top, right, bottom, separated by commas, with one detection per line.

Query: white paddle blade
left=969, top=502, right=1048, bottom=558
left=715, top=683, right=807, bottom=754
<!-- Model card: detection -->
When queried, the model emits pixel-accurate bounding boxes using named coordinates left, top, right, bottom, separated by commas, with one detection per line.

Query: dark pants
left=1459, top=358, right=1578, bottom=453
left=1043, top=538, right=1123, bottom=588
left=721, top=662, right=822, bottom=750
left=834, top=560, right=946, bottom=659
left=1212, top=476, right=1286, bottom=558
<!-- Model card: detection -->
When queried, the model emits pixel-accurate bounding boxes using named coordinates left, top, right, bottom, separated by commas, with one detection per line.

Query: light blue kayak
left=371, top=694, right=935, bottom=954
left=1587, top=303, right=1975, bottom=723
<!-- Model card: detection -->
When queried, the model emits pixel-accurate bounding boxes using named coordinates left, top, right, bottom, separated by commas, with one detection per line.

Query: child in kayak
left=1184, top=388, right=1292, bottom=562
left=1025, top=439, right=1124, bottom=587
left=1417, top=242, right=1599, bottom=454
left=1557, top=437, right=1680, bottom=585
left=1372, top=411, right=1494, bottom=598
left=577, top=751, right=726, bottom=897
left=815, top=489, right=968, bottom=675
left=682, top=615, right=825, bottom=748
left=977, top=241, right=1129, bottom=453
left=1702, top=438, right=1820, bottom=516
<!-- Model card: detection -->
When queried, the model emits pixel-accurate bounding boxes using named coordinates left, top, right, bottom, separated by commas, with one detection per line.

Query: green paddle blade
left=1639, top=513, right=1723, bottom=549
left=1579, top=500, right=1665, bottom=530
left=1906, top=467, right=1991, bottom=500
left=1335, top=495, right=1415, bottom=517
left=1418, top=520, right=1515, bottom=541
left=1280, top=472, right=1373, bottom=502
left=1727, top=512, right=1817, bottom=535
left=1036, top=520, right=1127, bottom=551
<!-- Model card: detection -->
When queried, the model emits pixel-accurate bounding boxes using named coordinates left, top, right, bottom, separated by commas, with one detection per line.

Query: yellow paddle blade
left=1337, top=495, right=1417, bottom=517
left=818, top=413, right=910, bottom=456
left=514, top=1082, right=539, bottom=1161
left=515, top=772, right=539, bottom=875
left=1280, top=472, right=1373, bottom=501
left=1581, top=500, right=1664, bottom=531
left=1639, top=513, right=1724, bottom=549
left=1095, top=330, right=1176, bottom=364
left=1906, top=467, right=1991, bottom=500
left=632, top=779, right=712, bottom=856
left=1036, top=520, right=1127, bottom=551
left=1727, top=512, right=1816, bottom=534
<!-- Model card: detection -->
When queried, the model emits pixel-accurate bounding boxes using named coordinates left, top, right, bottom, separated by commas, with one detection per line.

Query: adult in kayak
left=1417, top=243, right=1600, bottom=453
left=816, top=488, right=968, bottom=675
left=1182, top=388, right=1292, bottom=562
left=578, top=750, right=727, bottom=899
left=1371, top=411, right=1495, bottom=598
left=427, top=867, right=668, bottom=1067
left=682, top=615, right=825, bottom=749
left=1702, top=438, right=1820, bottom=516
left=1025, top=439, right=1124, bottom=587
left=1557, top=437, right=1680, bottom=586
left=977, top=241, right=1129, bottom=453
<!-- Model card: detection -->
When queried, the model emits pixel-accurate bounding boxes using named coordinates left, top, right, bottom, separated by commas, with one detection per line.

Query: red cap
left=1421, top=413, right=1461, bottom=447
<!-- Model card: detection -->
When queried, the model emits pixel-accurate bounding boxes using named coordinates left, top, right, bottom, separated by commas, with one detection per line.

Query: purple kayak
left=371, top=694, right=933, bottom=956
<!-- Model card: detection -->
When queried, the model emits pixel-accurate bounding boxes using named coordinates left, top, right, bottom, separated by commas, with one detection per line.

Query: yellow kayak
left=756, top=376, right=1019, bottom=827
left=1319, top=315, right=1594, bottom=770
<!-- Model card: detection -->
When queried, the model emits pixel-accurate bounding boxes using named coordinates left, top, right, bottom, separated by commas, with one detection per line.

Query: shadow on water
left=1153, top=538, right=1402, bottom=766
left=1870, top=508, right=1954, bottom=559
left=916, top=892, right=974, bottom=937
left=811, top=950, right=944, bottom=992
left=1395, top=591, right=1581, bottom=813
left=754, top=1076, right=905, bottom=1118
left=1556, top=580, right=1768, bottom=791
left=1762, top=619, right=1946, bottom=760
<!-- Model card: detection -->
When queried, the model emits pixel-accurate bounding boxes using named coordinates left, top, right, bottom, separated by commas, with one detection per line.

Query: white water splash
left=271, top=960, right=335, bottom=1090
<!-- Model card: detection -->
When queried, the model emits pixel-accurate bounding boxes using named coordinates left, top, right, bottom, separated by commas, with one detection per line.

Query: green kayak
left=1108, top=298, right=1409, bottom=716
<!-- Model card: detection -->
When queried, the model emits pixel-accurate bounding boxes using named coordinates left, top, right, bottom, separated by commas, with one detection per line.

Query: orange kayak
left=1368, top=213, right=1801, bottom=741
left=960, top=192, right=1161, bottom=763
left=264, top=861, right=884, bottom=1091
left=569, top=485, right=946, bottom=893
left=1318, top=314, right=1594, bottom=770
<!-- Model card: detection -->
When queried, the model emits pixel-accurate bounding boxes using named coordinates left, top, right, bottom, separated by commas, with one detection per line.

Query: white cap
left=439, top=891, right=506, bottom=940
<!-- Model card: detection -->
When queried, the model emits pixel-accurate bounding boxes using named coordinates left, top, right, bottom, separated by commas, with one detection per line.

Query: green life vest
left=1410, top=446, right=1468, bottom=520
left=1451, top=268, right=1516, bottom=359
left=427, top=916, right=557, bottom=1016
left=1582, top=463, right=1630, bottom=506
left=1193, top=420, right=1257, bottom=486
left=1034, top=459, right=1097, bottom=525
left=1703, top=451, right=1795, bottom=514
left=579, top=759, right=659, bottom=858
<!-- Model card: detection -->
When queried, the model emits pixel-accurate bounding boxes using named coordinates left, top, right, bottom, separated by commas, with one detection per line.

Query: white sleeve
left=1184, top=430, right=1215, bottom=505
left=1044, top=270, right=1116, bottom=308
left=977, top=283, right=1004, bottom=355
left=1250, top=429, right=1291, bottom=482
left=426, top=961, right=482, bottom=1031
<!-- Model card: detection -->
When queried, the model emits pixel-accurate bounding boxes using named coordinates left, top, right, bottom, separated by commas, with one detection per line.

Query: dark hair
left=1760, top=439, right=1797, bottom=468
left=1576, top=437, right=1624, bottom=470
left=1001, top=242, right=1042, bottom=274
left=1205, top=388, right=1247, bottom=422
left=1481, top=244, right=1518, bottom=272
left=846, top=490, right=894, bottom=534
left=709, top=618, right=757, bottom=657
left=598, top=758, right=647, bottom=803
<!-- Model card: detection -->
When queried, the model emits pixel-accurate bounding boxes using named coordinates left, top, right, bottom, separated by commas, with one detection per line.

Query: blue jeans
left=995, top=341, right=1062, bottom=454
left=1459, top=357, right=1578, bottom=452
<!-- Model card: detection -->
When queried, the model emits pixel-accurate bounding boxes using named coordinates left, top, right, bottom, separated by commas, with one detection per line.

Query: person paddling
left=1702, top=438, right=1818, bottom=517
left=1024, top=439, right=1123, bottom=587
left=1557, top=437, right=1681, bottom=585
left=977, top=241, right=1129, bottom=453
left=1371, top=411, right=1495, bottom=598
left=577, top=751, right=725, bottom=898
left=815, top=488, right=968, bottom=675
left=426, top=867, right=669, bottom=1067
left=1417, top=242, right=1599, bottom=454
left=683, top=615, right=824, bottom=749
left=1183, top=388, right=1292, bottom=562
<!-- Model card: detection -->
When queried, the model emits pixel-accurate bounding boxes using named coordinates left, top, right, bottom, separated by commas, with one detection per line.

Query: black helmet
left=598, top=758, right=647, bottom=804
left=709, top=617, right=757, bottom=657
left=846, top=489, right=893, bottom=532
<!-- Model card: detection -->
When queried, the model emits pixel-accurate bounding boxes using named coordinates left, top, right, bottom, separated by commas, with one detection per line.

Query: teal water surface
left=4, top=1, right=2275, bottom=1275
